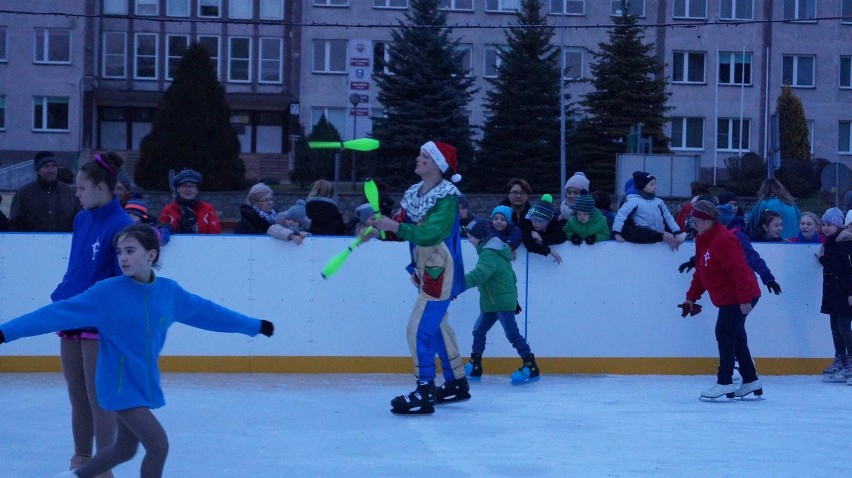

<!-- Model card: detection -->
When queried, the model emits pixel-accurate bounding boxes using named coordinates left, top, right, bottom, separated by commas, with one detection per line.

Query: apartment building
left=0, top=0, right=298, bottom=178
left=301, top=0, right=852, bottom=182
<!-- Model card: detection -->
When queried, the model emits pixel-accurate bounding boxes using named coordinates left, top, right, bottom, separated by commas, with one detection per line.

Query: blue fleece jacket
left=1, top=275, right=263, bottom=411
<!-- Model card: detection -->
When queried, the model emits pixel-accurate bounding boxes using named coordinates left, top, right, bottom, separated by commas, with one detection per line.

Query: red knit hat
left=421, top=141, right=461, bottom=182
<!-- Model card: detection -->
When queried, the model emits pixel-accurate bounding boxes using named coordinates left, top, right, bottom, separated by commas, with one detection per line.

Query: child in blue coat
left=0, top=224, right=274, bottom=478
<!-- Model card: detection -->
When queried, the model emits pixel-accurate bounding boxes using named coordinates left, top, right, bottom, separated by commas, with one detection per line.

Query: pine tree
left=290, top=115, right=342, bottom=188
left=370, top=0, right=477, bottom=188
left=574, top=0, right=671, bottom=192
left=478, top=0, right=564, bottom=194
left=136, top=43, right=244, bottom=191
left=777, top=85, right=810, bottom=164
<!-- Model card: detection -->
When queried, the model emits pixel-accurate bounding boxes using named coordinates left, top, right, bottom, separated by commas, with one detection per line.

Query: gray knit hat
left=822, top=207, right=844, bottom=228
left=173, top=169, right=202, bottom=188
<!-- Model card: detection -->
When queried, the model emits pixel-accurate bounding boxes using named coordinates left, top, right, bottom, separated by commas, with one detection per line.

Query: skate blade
left=699, top=393, right=735, bottom=402
left=390, top=406, right=434, bottom=416
left=436, top=395, right=471, bottom=406
left=823, top=375, right=848, bottom=383
left=511, top=376, right=541, bottom=386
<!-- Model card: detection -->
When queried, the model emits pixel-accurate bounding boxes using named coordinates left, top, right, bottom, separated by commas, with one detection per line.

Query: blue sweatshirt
left=2, top=275, right=264, bottom=411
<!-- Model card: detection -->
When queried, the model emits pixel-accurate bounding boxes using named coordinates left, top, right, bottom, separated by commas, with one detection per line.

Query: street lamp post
left=349, top=93, right=362, bottom=189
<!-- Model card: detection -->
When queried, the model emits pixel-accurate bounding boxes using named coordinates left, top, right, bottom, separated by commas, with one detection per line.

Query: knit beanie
left=466, top=217, right=491, bottom=241
left=491, top=205, right=513, bottom=225
left=844, top=209, right=852, bottom=227
left=632, top=171, right=655, bottom=192
left=125, top=198, right=149, bottom=221
left=822, top=207, right=844, bottom=228
left=565, top=172, right=590, bottom=192
left=355, top=203, right=375, bottom=224
left=173, top=169, right=202, bottom=188
left=716, top=204, right=736, bottom=227
left=34, top=151, right=57, bottom=170
left=573, top=194, right=596, bottom=214
left=282, top=199, right=308, bottom=227
left=526, top=194, right=554, bottom=222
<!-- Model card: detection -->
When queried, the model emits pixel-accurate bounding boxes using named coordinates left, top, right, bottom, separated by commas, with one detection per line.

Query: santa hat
left=421, top=141, right=461, bottom=182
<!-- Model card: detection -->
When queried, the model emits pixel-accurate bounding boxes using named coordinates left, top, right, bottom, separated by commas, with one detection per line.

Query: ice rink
left=0, top=372, right=848, bottom=477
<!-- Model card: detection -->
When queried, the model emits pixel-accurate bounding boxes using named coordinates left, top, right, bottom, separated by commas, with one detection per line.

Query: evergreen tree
left=290, top=115, right=342, bottom=188
left=370, top=0, right=477, bottom=188
left=574, top=0, right=671, bottom=191
left=136, top=43, right=244, bottom=191
left=777, top=85, right=810, bottom=164
left=479, top=0, right=564, bottom=193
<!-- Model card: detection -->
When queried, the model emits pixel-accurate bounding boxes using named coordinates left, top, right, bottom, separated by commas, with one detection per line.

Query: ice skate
left=390, top=381, right=435, bottom=416
left=436, top=377, right=471, bottom=405
left=699, top=383, right=735, bottom=401
left=827, top=355, right=852, bottom=383
left=465, top=354, right=482, bottom=382
left=734, top=379, right=764, bottom=399
left=732, top=364, right=742, bottom=386
left=510, top=354, right=540, bottom=385
left=69, top=453, right=90, bottom=470
left=822, top=354, right=846, bottom=376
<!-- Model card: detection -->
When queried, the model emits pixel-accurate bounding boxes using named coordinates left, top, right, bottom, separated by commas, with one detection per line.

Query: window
left=259, top=38, right=282, bottom=83
left=134, top=33, right=158, bottom=79
left=672, top=51, right=705, bottom=83
left=783, top=0, right=816, bottom=20
left=782, top=55, right=815, bottom=87
left=842, top=56, right=852, bottom=88
left=103, top=0, right=128, bottom=14
left=439, top=0, right=473, bottom=10
left=136, top=0, right=158, bottom=15
left=311, top=108, right=346, bottom=136
left=455, top=44, right=472, bottom=77
left=230, top=0, right=252, bottom=19
left=717, top=118, right=750, bottom=151
left=670, top=117, right=704, bottom=149
left=0, top=96, right=5, bottom=130
left=550, top=0, right=584, bottom=14
left=484, top=45, right=504, bottom=77
left=228, top=37, right=251, bottom=82
left=486, top=0, right=521, bottom=13
left=673, top=0, right=706, bottom=19
left=167, top=35, right=189, bottom=80
left=167, top=0, right=190, bottom=16
left=720, top=0, right=752, bottom=20
left=718, top=52, right=751, bottom=85
left=373, top=41, right=392, bottom=74
left=102, top=32, right=127, bottom=78
left=260, top=0, right=284, bottom=19
left=314, top=0, right=349, bottom=6
left=199, top=0, right=221, bottom=17
left=198, top=35, right=221, bottom=77
left=611, top=0, right=643, bottom=16
left=0, top=27, right=6, bottom=62
left=33, top=97, right=69, bottom=131
left=844, top=0, right=852, bottom=24
left=313, top=39, right=347, bottom=73
left=376, top=0, right=409, bottom=7
left=840, top=121, right=852, bottom=153
left=34, top=29, right=71, bottom=64
left=563, top=47, right=583, bottom=80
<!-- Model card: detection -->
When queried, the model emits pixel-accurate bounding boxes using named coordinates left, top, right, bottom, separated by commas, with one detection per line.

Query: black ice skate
left=391, top=381, right=436, bottom=415
left=436, top=377, right=471, bottom=405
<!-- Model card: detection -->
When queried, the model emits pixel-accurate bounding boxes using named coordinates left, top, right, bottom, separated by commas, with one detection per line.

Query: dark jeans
left=830, top=313, right=852, bottom=356
left=471, top=311, right=531, bottom=358
left=715, top=298, right=759, bottom=385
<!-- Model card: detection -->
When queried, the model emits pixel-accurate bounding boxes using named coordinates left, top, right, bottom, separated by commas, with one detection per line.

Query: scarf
left=400, top=180, right=460, bottom=223
left=176, top=197, right=199, bottom=233
left=254, top=206, right=278, bottom=225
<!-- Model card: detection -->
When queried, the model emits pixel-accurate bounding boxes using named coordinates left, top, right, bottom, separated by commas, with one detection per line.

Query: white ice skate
left=699, top=383, right=735, bottom=401
left=734, top=379, right=764, bottom=399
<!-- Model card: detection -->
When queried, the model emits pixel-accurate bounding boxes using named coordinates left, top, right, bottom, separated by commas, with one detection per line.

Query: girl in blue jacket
left=0, top=225, right=274, bottom=478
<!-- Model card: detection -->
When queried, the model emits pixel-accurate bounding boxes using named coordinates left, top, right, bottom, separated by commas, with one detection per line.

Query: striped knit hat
left=527, top=194, right=555, bottom=222
left=573, top=194, right=596, bottom=214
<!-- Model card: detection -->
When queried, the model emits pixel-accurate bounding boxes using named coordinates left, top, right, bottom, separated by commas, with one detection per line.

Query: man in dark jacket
left=9, top=151, right=81, bottom=232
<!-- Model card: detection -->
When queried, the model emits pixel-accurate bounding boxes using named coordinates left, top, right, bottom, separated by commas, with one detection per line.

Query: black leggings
left=830, top=313, right=852, bottom=356
left=74, top=407, right=168, bottom=478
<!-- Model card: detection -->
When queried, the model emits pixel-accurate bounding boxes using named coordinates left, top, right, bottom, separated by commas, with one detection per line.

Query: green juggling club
left=364, top=179, right=385, bottom=240
left=320, top=226, right=374, bottom=280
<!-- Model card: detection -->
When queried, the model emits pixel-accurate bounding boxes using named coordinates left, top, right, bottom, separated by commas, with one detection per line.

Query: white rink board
left=0, top=233, right=828, bottom=358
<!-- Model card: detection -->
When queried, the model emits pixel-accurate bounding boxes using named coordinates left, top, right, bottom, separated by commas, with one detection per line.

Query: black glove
left=0, top=329, right=5, bottom=344
left=678, top=257, right=696, bottom=273
left=677, top=302, right=703, bottom=317
left=570, top=234, right=582, bottom=246
left=260, top=320, right=274, bottom=337
left=514, top=302, right=522, bottom=315
left=584, top=235, right=596, bottom=245
left=766, top=280, right=782, bottom=295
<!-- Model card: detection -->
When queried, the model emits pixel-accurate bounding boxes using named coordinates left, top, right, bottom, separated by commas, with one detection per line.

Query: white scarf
left=401, top=180, right=460, bottom=223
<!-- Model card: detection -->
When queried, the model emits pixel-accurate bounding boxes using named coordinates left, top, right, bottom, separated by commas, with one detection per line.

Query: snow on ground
left=0, top=372, right=848, bottom=478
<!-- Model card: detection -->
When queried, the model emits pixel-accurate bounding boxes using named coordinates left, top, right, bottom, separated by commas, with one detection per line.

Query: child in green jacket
left=563, top=193, right=611, bottom=245
left=463, top=217, right=540, bottom=385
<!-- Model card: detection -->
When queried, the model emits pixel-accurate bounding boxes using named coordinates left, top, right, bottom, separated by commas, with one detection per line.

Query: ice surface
left=0, top=373, right=847, bottom=477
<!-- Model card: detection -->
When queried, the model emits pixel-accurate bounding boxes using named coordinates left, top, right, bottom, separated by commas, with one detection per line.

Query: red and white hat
left=421, top=141, right=461, bottom=183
